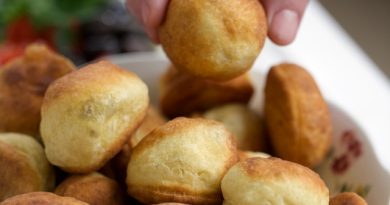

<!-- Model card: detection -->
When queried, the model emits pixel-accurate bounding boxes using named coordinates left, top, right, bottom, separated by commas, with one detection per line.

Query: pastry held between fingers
left=160, top=0, right=267, bottom=81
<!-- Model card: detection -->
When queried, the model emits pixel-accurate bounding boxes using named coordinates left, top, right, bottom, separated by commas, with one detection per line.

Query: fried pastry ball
left=40, top=60, right=149, bottom=173
left=202, top=103, right=265, bottom=151
left=101, top=142, right=133, bottom=183
left=0, top=43, right=75, bottom=138
left=330, top=192, right=367, bottom=205
left=160, top=66, right=253, bottom=118
left=0, top=133, right=55, bottom=201
left=221, top=157, right=329, bottom=205
left=153, top=203, right=190, bottom=205
left=238, top=150, right=270, bottom=161
left=127, top=117, right=237, bottom=205
left=0, top=192, right=88, bottom=205
left=129, top=106, right=166, bottom=148
left=55, top=172, right=125, bottom=205
left=160, top=0, right=267, bottom=81
left=264, top=63, right=332, bottom=167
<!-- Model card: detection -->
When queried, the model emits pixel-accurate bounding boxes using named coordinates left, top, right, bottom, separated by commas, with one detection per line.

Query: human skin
left=126, top=0, right=309, bottom=45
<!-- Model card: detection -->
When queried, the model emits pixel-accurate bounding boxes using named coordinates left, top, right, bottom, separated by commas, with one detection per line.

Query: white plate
left=108, top=53, right=390, bottom=204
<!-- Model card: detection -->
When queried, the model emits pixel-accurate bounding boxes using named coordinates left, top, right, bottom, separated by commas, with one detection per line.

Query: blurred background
left=0, top=0, right=389, bottom=79
left=320, top=0, right=390, bottom=79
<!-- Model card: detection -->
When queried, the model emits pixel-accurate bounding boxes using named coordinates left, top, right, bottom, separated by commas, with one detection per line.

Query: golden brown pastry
left=103, top=107, right=165, bottom=182
left=0, top=133, right=55, bottom=201
left=160, top=0, right=267, bottom=81
left=102, top=142, right=133, bottom=184
left=129, top=106, right=166, bottom=148
left=153, top=203, right=190, bottom=205
left=0, top=43, right=75, bottom=138
left=330, top=192, right=367, bottom=205
left=237, top=150, right=270, bottom=161
left=202, top=103, right=265, bottom=151
left=55, top=172, right=125, bottom=205
left=127, top=117, right=237, bottom=205
left=160, top=66, right=253, bottom=118
left=221, top=157, right=329, bottom=205
left=264, top=63, right=332, bottom=167
left=0, top=192, right=88, bottom=205
left=40, top=60, right=149, bottom=173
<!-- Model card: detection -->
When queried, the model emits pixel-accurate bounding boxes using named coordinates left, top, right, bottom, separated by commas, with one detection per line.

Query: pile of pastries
left=0, top=43, right=367, bottom=205
left=0, top=1, right=367, bottom=204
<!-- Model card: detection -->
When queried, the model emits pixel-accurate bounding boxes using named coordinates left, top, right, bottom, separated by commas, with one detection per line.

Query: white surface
left=259, top=1, right=390, bottom=173
left=110, top=1, right=390, bottom=174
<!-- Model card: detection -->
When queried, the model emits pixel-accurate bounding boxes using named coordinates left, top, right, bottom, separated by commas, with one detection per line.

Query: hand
left=126, top=0, right=309, bottom=45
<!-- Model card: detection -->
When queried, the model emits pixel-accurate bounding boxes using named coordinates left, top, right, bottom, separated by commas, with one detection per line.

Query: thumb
left=127, top=0, right=170, bottom=43
left=260, top=0, right=309, bottom=45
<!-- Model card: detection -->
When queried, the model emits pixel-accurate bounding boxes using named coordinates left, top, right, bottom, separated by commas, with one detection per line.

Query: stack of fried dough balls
left=0, top=14, right=368, bottom=204
left=0, top=43, right=75, bottom=138
left=159, top=65, right=268, bottom=159
left=40, top=60, right=149, bottom=173
left=160, top=0, right=267, bottom=81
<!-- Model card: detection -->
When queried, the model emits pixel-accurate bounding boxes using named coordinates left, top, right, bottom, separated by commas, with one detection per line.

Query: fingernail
left=270, top=9, right=299, bottom=45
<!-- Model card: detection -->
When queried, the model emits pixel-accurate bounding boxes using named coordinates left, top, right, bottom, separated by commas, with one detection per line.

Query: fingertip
left=145, top=28, right=160, bottom=43
left=268, top=9, right=299, bottom=45
left=126, top=0, right=168, bottom=43
left=143, top=0, right=170, bottom=43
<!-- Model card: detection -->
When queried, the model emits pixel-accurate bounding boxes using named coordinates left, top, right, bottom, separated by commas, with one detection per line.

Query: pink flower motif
left=332, top=153, right=350, bottom=174
left=331, top=130, right=363, bottom=174
left=348, top=140, right=362, bottom=158
left=341, top=130, right=363, bottom=158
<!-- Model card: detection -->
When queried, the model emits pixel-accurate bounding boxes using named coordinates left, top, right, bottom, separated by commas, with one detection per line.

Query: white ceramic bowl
left=108, top=52, right=390, bottom=204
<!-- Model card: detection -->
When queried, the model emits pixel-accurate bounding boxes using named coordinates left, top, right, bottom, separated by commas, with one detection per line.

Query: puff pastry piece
left=0, top=192, right=88, bottom=205
left=129, top=106, right=166, bottom=148
left=40, top=60, right=149, bottom=173
left=160, top=66, right=253, bottom=118
left=202, top=103, right=265, bottom=151
left=264, top=63, right=332, bottom=167
left=127, top=117, right=237, bottom=205
left=0, top=43, right=75, bottom=138
left=55, top=172, right=125, bottom=205
left=160, top=0, right=267, bottom=81
left=237, top=150, right=270, bottom=161
left=0, top=133, right=54, bottom=201
left=330, top=192, right=367, bottom=205
left=221, top=157, right=329, bottom=205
